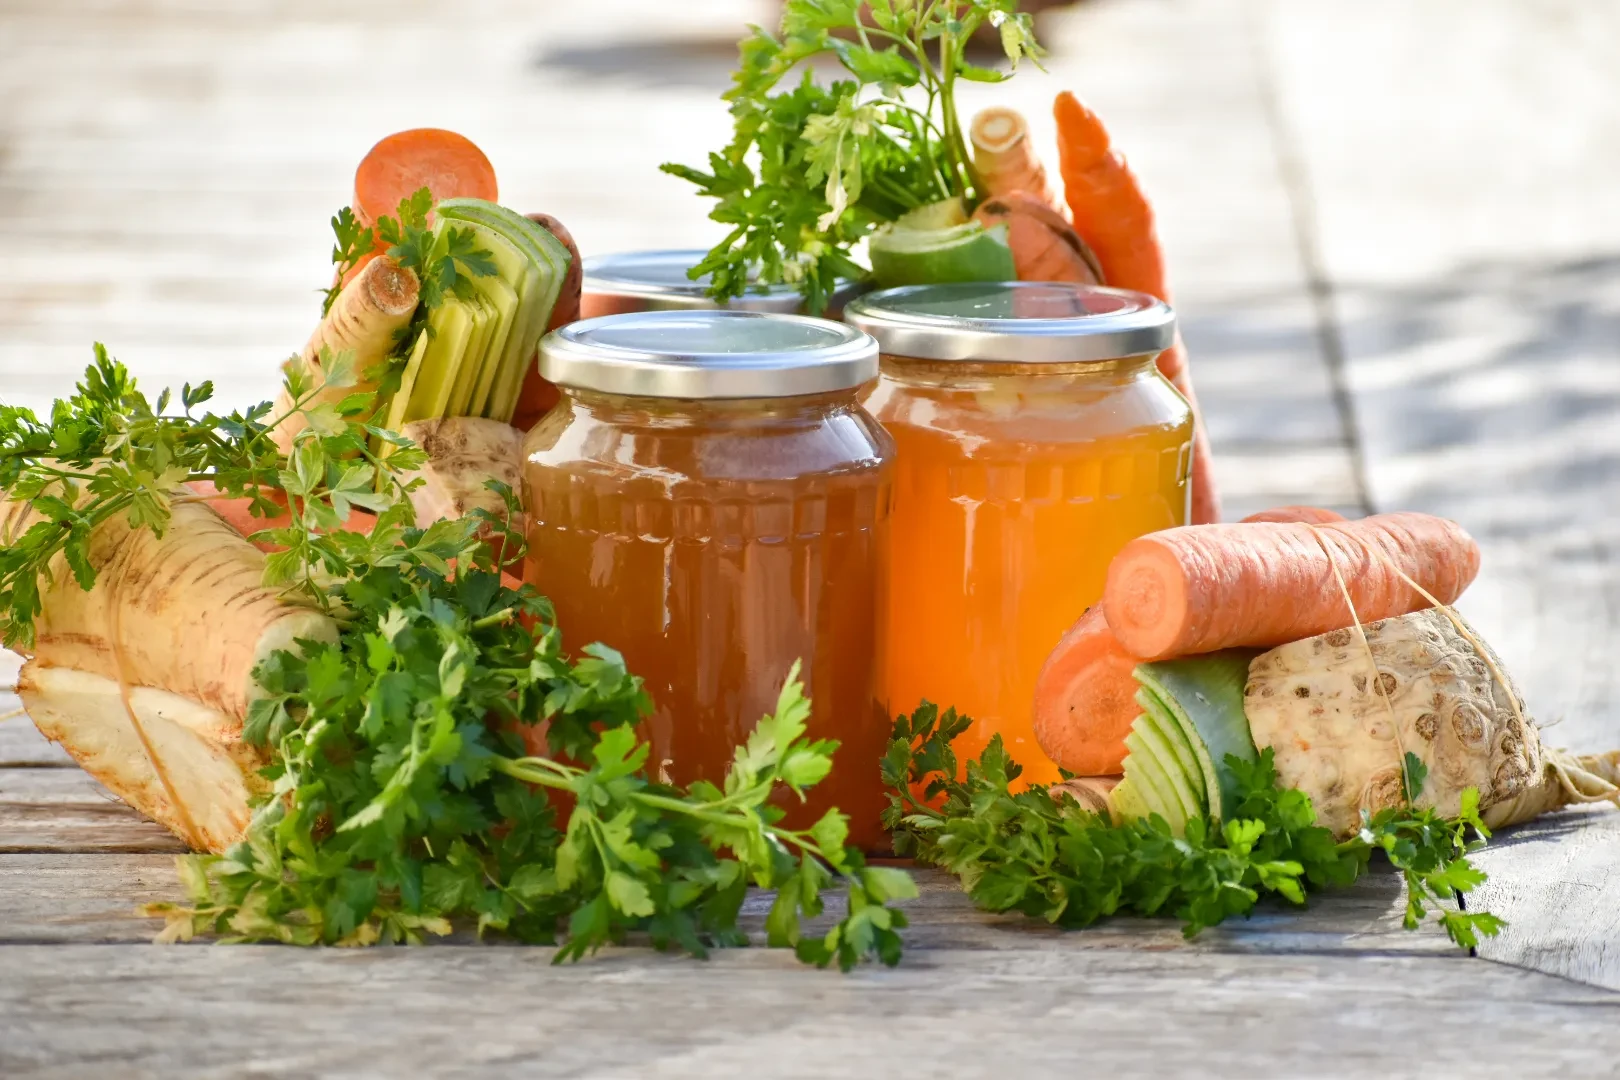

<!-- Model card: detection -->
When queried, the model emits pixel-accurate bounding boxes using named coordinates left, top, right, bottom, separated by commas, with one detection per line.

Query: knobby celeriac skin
left=1246, top=609, right=1542, bottom=839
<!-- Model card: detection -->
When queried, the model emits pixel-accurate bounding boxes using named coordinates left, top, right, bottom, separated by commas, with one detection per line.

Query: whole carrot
left=1103, top=512, right=1482, bottom=661
left=1054, top=91, right=1219, bottom=524
left=1240, top=505, right=1347, bottom=525
left=1033, top=506, right=1348, bottom=775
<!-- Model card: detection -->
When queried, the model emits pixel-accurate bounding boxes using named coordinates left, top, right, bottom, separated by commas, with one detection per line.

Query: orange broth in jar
left=521, top=311, right=894, bottom=850
left=848, top=283, right=1192, bottom=786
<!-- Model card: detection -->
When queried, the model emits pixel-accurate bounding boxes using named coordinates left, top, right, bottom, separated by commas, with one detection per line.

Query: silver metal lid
left=583, top=250, right=852, bottom=314
left=539, top=310, right=878, bottom=399
left=844, top=282, right=1176, bottom=363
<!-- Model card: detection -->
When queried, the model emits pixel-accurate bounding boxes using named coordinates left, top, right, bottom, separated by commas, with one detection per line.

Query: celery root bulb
left=1244, top=608, right=1543, bottom=838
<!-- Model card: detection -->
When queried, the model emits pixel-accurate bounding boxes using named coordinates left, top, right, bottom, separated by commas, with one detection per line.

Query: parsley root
left=273, top=254, right=420, bottom=455
left=969, top=107, right=1062, bottom=214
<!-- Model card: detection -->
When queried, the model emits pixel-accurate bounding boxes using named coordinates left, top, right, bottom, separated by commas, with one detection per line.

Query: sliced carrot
left=1054, top=91, right=1220, bottom=524
left=972, top=192, right=1102, bottom=285
left=1240, top=506, right=1347, bottom=525
left=352, top=129, right=498, bottom=228
left=1103, top=512, right=1482, bottom=661
left=1033, top=505, right=1348, bottom=775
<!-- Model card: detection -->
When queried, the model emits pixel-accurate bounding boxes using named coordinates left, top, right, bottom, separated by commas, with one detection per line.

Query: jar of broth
left=847, top=282, right=1191, bottom=786
left=523, top=310, right=894, bottom=850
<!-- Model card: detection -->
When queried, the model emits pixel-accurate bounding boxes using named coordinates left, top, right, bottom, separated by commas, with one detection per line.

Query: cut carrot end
left=1104, top=540, right=1189, bottom=661
left=353, top=128, right=499, bottom=227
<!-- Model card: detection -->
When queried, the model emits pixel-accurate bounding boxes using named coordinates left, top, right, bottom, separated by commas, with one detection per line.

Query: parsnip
left=272, top=255, right=420, bottom=455
left=6, top=495, right=336, bottom=721
left=18, top=664, right=262, bottom=853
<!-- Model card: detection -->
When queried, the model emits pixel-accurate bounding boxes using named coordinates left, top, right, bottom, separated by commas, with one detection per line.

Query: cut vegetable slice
left=407, top=296, right=476, bottom=423
left=869, top=218, right=1016, bottom=288
left=447, top=294, right=495, bottom=417
left=1122, top=725, right=1192, bottom=832
left=1136, top=708, right=1205, bottom=817
left=381, top=328, right=432, bottom=441
left=1134, top=651, right=1260, bottom=821
left=1137, top=687, right=1207, bottom=806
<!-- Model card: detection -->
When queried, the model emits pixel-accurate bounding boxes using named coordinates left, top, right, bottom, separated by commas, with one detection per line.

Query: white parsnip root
left=19, top=666, right=266, bottom=852
left=272, top=255, right=420, bottom=455
left=5, top=492, right=337, bottom=852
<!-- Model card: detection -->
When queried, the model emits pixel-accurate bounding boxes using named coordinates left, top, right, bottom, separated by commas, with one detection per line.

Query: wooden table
left=4, top=0, right=1620, bottom=1075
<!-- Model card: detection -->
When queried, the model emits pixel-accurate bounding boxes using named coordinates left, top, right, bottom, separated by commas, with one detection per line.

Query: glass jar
left=580, top=250, right=860, bottom=319
left=847, top=282, right=1192, bottom=786
left=522, top=310, right=894, bottom=850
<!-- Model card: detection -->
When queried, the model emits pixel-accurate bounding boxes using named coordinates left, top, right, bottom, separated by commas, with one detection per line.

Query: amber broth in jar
left=849, top=284, right=1192, bottom=786
left=522, top=312, right=893, bottom=850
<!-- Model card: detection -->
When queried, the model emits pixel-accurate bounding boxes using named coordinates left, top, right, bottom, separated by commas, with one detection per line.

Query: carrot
left=509, top=212, right=582, bottom=432
left=1034, top=504, right=1345, bottom=775
left=183, top=481, right=373, bottom=552
left=1240, top=506, right=1347, bottom=525
left=1103, top=511, right=1482, bottom=662
left=352, top=128, right=498, bottom=229
left=1053, top=91, right=1220, bottom=524
left=273, top=255, right=420, bottom=456
left=1032, top=607, right=1140, bottom=775
left=970, top=106, right=1063, bottom=215
left=971, top=192, right=1103, bottom=285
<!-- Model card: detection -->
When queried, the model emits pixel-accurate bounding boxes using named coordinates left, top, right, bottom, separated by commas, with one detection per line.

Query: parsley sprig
left=3, top=350, right=913, bottom=967
left=320, top=187, right=497, bottom=317
left=883, top=704, right=1504, bottom=948
left=662, top=0, right=1044, bottom=313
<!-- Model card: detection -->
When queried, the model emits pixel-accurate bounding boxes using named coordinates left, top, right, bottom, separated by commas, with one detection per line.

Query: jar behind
left=522, top=312, right=894, bottom=851
left=849, top=283, right=1192, bottom=786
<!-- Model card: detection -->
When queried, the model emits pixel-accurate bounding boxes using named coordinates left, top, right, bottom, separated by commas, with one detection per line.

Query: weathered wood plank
left=0, top=853, right=1460, bottom=955
left=0, top=757, right=185, bottom=854
left=1471, top=807, right=1620, bottom=992
left=0, top=943, right=1613, bottom=1079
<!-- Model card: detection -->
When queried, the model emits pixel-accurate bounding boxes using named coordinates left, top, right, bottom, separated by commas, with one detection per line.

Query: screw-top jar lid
left=540, top=310, right=879, bottom=399
left=844, top=282, right=1176, bottom=363
left=583, top=250, right=857, bottom=314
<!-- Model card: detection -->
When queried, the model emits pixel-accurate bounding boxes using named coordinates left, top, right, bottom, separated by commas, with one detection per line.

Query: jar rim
left=582, top=250, right=859, bottom=314
left=540, top=310, right=879, bottom=399
left=845, top=282, right=1176, bottom=363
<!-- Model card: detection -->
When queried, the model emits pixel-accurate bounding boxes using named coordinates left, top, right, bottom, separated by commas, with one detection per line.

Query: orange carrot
left=1032, top=607, right=1140, bottom=775
left=1103, top=512, right=1482, bottom=661
left=1240, top=506, right=1347, bottom=525
left=509, top=212, right=582, bottom=432
left=1033, top=505, right=1346, bottom=775
left=972, top=192, right=1103, bottom=285
left=352, top=129, right=498, bottom=229
left=970, top=107, right=1063, bottom=215
left=184, top=482, right=372, bottom=552
left=1054, top=91, right=1219, bottom=524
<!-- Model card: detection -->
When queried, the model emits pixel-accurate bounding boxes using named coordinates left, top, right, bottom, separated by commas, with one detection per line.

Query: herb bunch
left=883, top=704, right=1504, bottom=948
left=4, top=352, right=914, bottom=968
left=322, top=188, right=498, bottom=317
left=662, top=0, right=1044, bottom=313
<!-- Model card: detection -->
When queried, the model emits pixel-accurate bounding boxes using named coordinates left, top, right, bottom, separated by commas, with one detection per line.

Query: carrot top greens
left=662, top=0, right=1044, bottom=313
